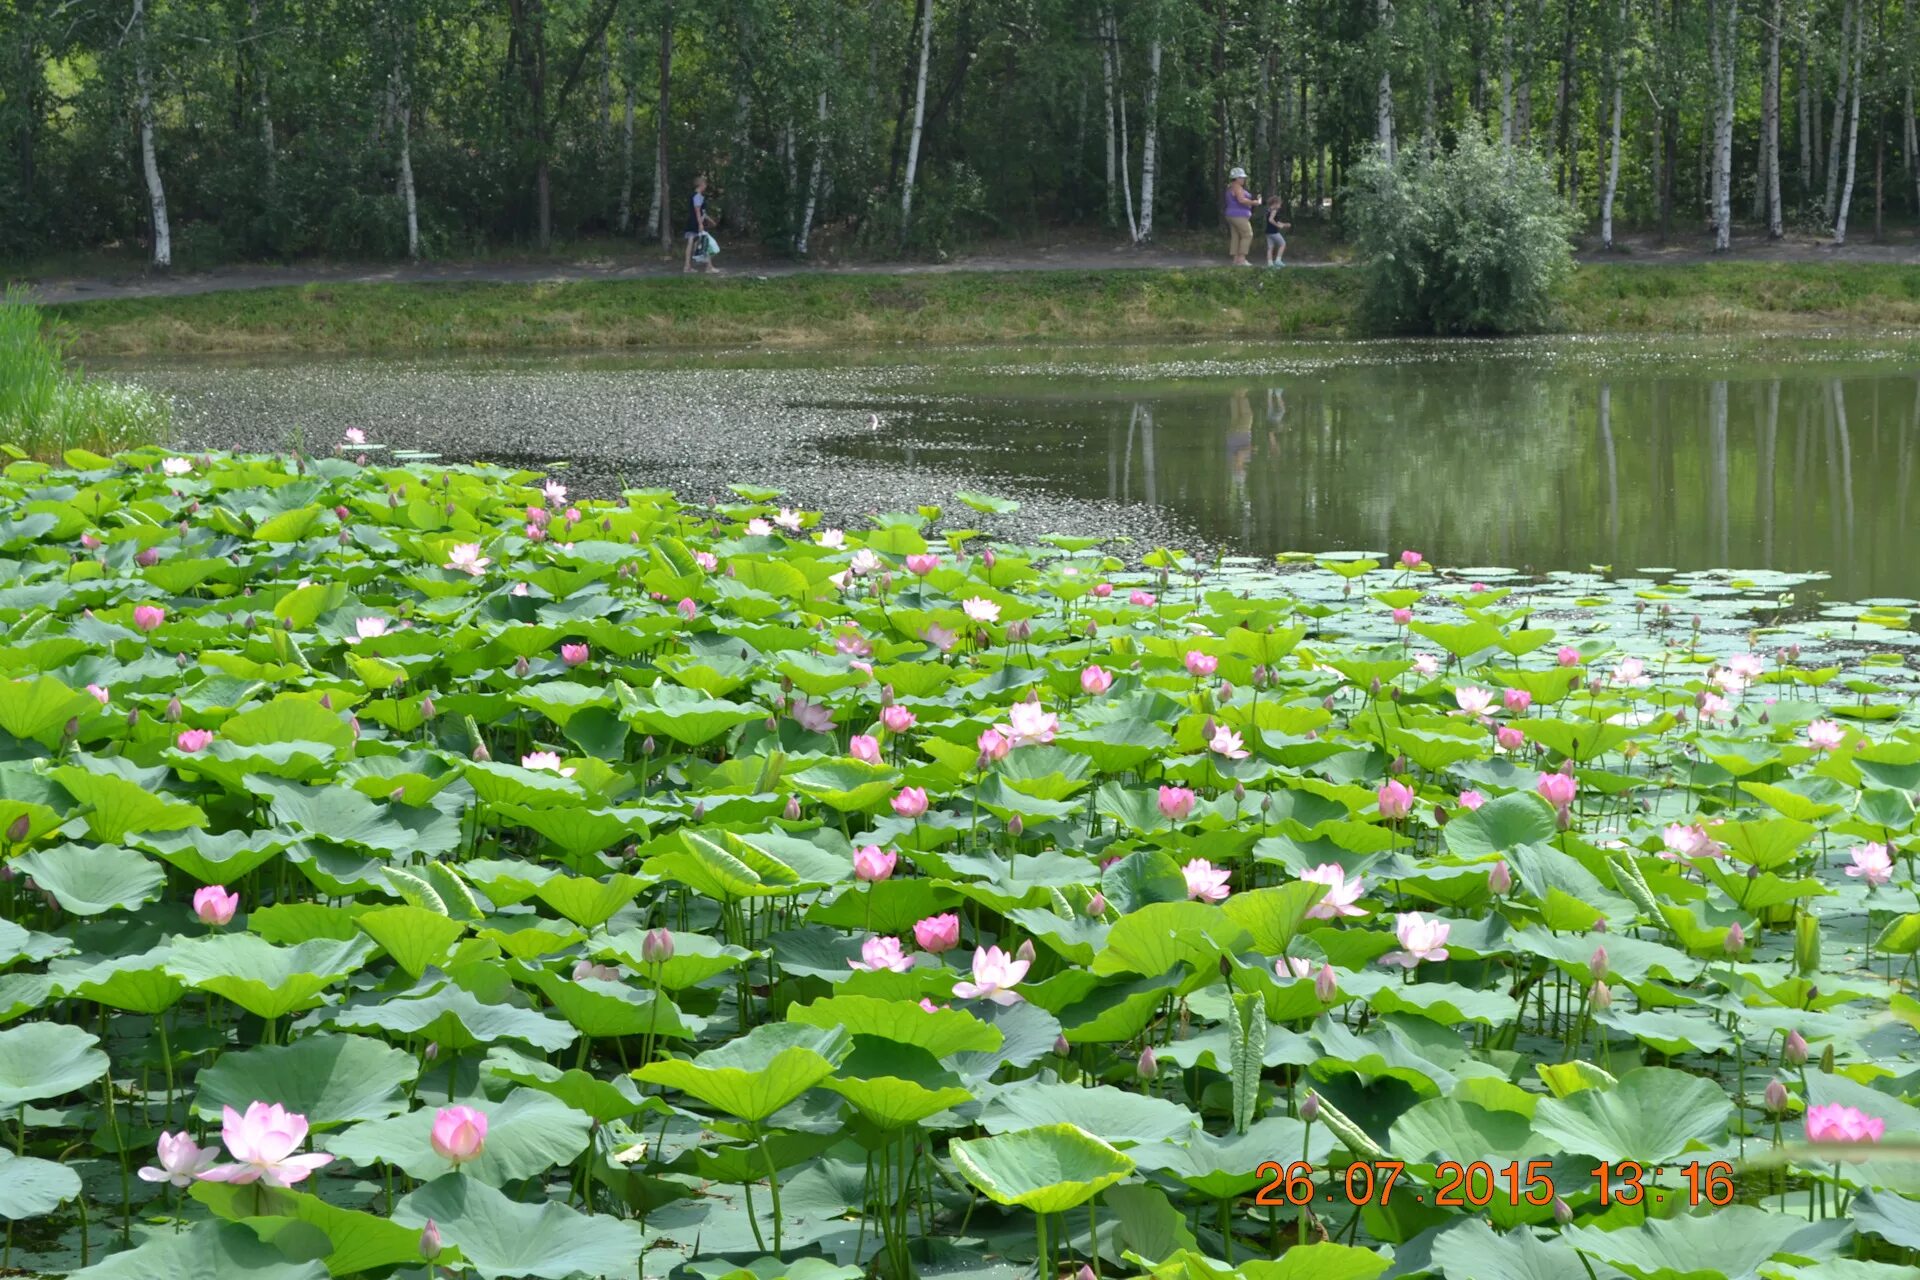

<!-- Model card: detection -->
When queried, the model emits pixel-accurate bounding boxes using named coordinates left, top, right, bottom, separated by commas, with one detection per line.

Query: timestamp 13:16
left=1252, top=1159, right=1738, bottom=1208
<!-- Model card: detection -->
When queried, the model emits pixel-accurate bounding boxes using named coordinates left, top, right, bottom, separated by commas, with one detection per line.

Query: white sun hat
left=1228, top=167, right=1247, bottom=179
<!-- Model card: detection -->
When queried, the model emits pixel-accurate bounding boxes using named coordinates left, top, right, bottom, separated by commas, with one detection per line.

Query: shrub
left=0, top=289, right=170, bottom=457
left=1346, top=130, right=1577, bottom=335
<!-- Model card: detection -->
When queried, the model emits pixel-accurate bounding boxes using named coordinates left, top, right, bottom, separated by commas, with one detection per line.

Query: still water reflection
left=120, top=339, right=1920, bottom=600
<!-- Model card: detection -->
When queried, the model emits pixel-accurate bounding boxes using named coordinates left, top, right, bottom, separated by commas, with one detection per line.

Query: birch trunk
left=656, top=10, right=673, bottom=247
left=1100, top=6, right=1117, bottom=223
left=397, top=81, right=420, bottom=258
left=1709, top=0, right=1736, bottom=250
left=1136, top=37, right=1160, bottom=242
left=1255, top=49, right=1272, bottom=182
left=1765, top=0, right=1783, bottom=234
left=898, top=0, right=932, bottom=238
left=1111, top=16, right=1137, bottom=240
left=1500, top=0, right=1515, bottom=143
left=249, top=0, right=274, bottom=188
left=131, top=0, right=170, bottom=268
left=1375, top=0, right=1395, bottom=161
left=1824, top=0, right=1853, bottom=218
left=796, top=89, right=827, bottom=254
left=1798, top=35, right=1812, bottom=189
left=1833, top=1, right=1865, bottom=242
left=618, top=13, right=636, bottom=232
left=1906, top=79, right=1919, bottom=216
left=1601, top=0, right=1625, bottom=247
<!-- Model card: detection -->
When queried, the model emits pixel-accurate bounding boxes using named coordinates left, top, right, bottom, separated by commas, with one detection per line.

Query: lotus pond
left=0, top=444, right=1918, bottom=1280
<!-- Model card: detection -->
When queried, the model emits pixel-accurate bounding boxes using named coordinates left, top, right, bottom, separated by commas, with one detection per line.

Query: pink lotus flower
left=790, top=699, right=835, bottom=733
left=348, top=617, right=390, bottom=644
left=881, top=705, right=916, bottom=734
left=952, top=945, right=1029, bottom=1004
left=676, top=597, right=699, bottom=621
left=850, top=935, right=914, bottom=973
left=1182, top=858, right=1232, bottom=902
left=430, top=1106, right=488, bottom=1165
left=176, top=729, right=213, bottom=753
left=746, top=518, right=774, bottom=536
left=962, top=597, right=1001, bottom=624
left=161, top=457, right=192, bottom=477
left=1454, top=686, right=1494, bottom=717
left=854, top=845, right=898, bottom=882
left=892, top=787, right=929, bottom=818
left=1185, top=651, right=1218, bottom=677
left=918, top=998, right=950, bottom=1013
left=85, top=683, right=109, bottom=705
left=198, top=1102, right=334, bottom=1187
left=1469, top=582, right=1488, bottom=593
left=834, top=630, right=871, bottom=658
left=137, top=1131, right=219, bottom=1187
left=850, top=549, right=882, bottom=575
left=572, top=960, right=620, bottom=982
left=1129, top=590, right=1156, bottom=607
left=1412, top=653, right=1440, bottom=677
left=133, top=605, right=166, bottom=633
left=1537, top=770, right=1577, bottom=814
left=1376, top=779, right=1415, bottom=821
left=1727, top=652, right=1766, bottom=680
left=1391, top=608, right=1412, bottom=626
left=80, top=533, right=101, bottom=550
left=1158, top=785, right=1197, bottom=823
left=1458, top=790, right=1486, bottom=811
left=1805, top=1103, right=1885, bottom=1144
left=1807, top=720, right=1846, bottom=751
left=560, top=643, right=589, bottom=667
left=1488, top=861, right=1512, bottom=894
left=1660, top=823, right=1721, bottom=860
left=923, top=625, right=957, bottom=653
left=1846, top=843, right=1894, bottom=887
left=1380, top=913, right=1451, bottom=968
left=1556, top=646, right=1580, bottom=667
left=1698, top=692, right=1731, bottom=722
left=1277, top=956, right=1314, bottom=979
left=344, top=427, right=367, bottom=446
left=1299, top=863, right=1367, bottom=918
left=1502, top=688, right=1532, bottom=714
left=914, top=913, right=961, bottom=953
left=1092, top=583, right=1113, bottom=598
left=774, top=508, right=804, bottom=533
left=520, top=751, right=575, bottom=777
left=905, top=554, right=940, bottom=576
left=1612, top=657, right=1649, bottom=686
left=193, top=885, right=239, bottom=926
left=977, top=728, right=1011, bottom=761
left=444, top=544, right=489, bottom=576
left=1209, top=725, right=1250, bottom=760
left=1495, top=725, right=1527, bottom=752
left=998, top=701, right=1058, bottom=748
left=1400, top=550, right=1423, bottom=567
left=849, top=734, right=883, bottom=764
left=543, top=480, right=567, bottom=504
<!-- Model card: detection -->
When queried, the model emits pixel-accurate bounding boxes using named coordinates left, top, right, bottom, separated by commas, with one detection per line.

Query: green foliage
left=1346, top=132, right=1578, bottom=336
left=0, top=290, right=169, bottom=457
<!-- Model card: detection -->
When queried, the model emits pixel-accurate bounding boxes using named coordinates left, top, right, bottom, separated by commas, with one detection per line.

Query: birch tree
left=128, top=0, right=170, bottom=268
left=1136, top=35, right=1161, bottom=241
left=1708, top=0, right=1736, bottom=249
left=618, top=10, right=636, bottom=233
left=1764, top=0, right=1783, bottom=235
left=1376, top=0, right=1396, bottom=161
left=1600, top=0, right=1627, bottom=247
left=1824, top=0, right=1854, bottom=218
left=898, top=0, right=932, bottom=240
left=1833, top=0, right=1867, bottom=242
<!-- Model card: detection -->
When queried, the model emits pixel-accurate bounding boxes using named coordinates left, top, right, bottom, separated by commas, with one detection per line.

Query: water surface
left=107, top=335, right=1920, bottom=600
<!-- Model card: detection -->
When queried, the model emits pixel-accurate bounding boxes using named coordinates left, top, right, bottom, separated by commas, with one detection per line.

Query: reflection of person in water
left=1266, top=387, right=1287, bottom=431
left=1228, top=388, right=1254, bottom=504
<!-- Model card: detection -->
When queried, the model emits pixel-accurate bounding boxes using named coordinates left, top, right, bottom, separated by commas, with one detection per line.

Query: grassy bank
left=44, top=260, right=1920, bottom=357
left=2, top=290, right=171, bottom=454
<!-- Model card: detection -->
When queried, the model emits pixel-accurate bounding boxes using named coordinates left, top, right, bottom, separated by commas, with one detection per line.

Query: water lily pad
left=392, top=1173, right=647, bottom=1280
left=193, top=1033, right=418, bottom=1126
left=949, top=1122, right=1134, bottom=1214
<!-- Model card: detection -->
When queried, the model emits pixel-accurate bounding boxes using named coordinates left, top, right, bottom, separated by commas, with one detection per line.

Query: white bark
left=1709, top=0, right=1736, bottom=250
left=394, top=55, right=419, bottom=259
left=1906, top=79, right=1919, bottom=217
left=1136, top=38, right=1160, bottom=242
left=1601, top=0, right=1625, bottom=248
left=250, top=0, right=274, bottom=188
left=1798, top=36, right=1812, bottom=188
left=898, top=0, right=933, bottom=237
left=1824, top=0, right=1854, bottom=218
left=1111, top=16, right=1137, bottom=241
left=618, top=14, right=636, bottom=233
left=1499, top=0, right=1515, bottom=145
left=1100, top=7, right=1117, bottom=221
left=1833, top=3, right=1866, bottom=243
left=131, top=0, right=170, bottom=268
left=1376, top=0, right=1396, bottom=161
left=796, top=90, right=827, bottom=254
left=1765, top=0, right=1783, bottom=235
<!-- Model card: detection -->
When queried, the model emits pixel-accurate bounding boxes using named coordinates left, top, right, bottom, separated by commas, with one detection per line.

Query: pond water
left=108, top=334, right=1920, bottom=600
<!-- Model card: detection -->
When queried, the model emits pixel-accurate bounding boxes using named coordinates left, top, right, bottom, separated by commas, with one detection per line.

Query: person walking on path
left=683, top=175, right=719, bottom=274
left=1223, top=168, right=1260, bottom=266
left=1263, top=198, right=1291, bottom=267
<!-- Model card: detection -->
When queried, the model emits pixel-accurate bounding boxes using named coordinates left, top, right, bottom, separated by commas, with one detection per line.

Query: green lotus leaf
left=0, top=676, right=103, bottom=749
left=0, top=1150, right=80, bottom=1220
left=54, top=946, right=186, bottom=1013
left=221, top=695, right=356, bottom=752
left=1092, top=901, right=1252, bottom=977
left=193, top=1033, right=418, bottom=1126
left=355, top=905, right=467, bottom=978
left=254, top=777, right=460, bottom=856
left=48, top=765, right=207, bottom=842
left=786, top=994, right=1001, bottom=1056
left=949, top=1122, right=1134, bottom=1214
left=1429, top=1219, right=1588, bottom=1280
left=132, top=827, right=293, bottom=884
left=1368, top=981, right=1520, bottom=1027
left=13, top=842, right=164, bottom=915
left=1561, top=1205, right=1803, bottom=1280
left=1131, top=1115, right=1334, bottom=1199
left=510, top=680, right=615, bottom=729
left=190, top=1181, right=445, bottom=1277
left=644, top=830, right=803, bottom=901
left=492, top=803, right=653, bottom=856
left=328, top=982, right=577, bottom=1053
left=1532, top=1066, right=1733, bottom=1164
left=521, top=966, right=697, bottom=1040
left=1712, top=817, right=1817, bottom=870
left=1219, top=881, right=1330, bottom=953
left=979, top=1080, right=1199, bottom=1144
left=0, top=974, right=52, bottom=1025
left=325, top=1087, right=590, bottom=1183
left=462, top=759, right=587, bottom=808
left=390, top=1173, right=646, bottom=1280
left=0, top=1021, right=107, bottom=1108
left=166, top=935, right=377, bottom=1020
left=482, top=1047, right=659, bottom=1123
left=533, top=871, right=650, bottom=929
left=616, top=681, right=767, bottom=746
left=823, top=1039, right=973, bottom=1129
left=65, top=1218, right=329, bottom=1280
left=1442, top=791, right=1558, bottom=858
left=633, top=1021, right=849, bottom=1122
left=790, top=760, right=902, bottom=811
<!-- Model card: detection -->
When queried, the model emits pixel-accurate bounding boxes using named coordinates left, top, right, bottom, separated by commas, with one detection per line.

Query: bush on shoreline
left=0, top=289, right=170, bottom=457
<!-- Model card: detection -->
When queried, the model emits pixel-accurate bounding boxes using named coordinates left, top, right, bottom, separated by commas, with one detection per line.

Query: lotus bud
left=641, top=928, right=675, bottom=965
left=1233, top=782, right=1246, bottom=803
left=177, top=651, right=191, bottom=668
left=338, top=529, right=352, bottom=546
left=692, top=801, right=706, bottom=821
left=4, top=814, right=28, bottom=845
left=1085, top=621, right=1098, bottom=638
left=126, top=708, right=139, bottom=728
left=1764, top=1080, right=1789, bottom=1114
left=1300, top=1092, right=1321, bottom=1123
left=1488, top=861, right=1512, bottom=894
left=1323, top=695, right=1337, bottom=711
left=420, top=1219, right=442, bottom=1260
left=421, top=697, right=436, bottom=719
left=1589, top=947, right=1609, bottom=980
left=1784, top=1030, right=1809, bottom=1066
left=1008, top=814, right=1024, bottom=837
left=642, top=736, right=656, bottom=755
left=1201, top=717, right=1216, bottom=741
left=1588, top=980, right=1612, bottom=1009
left=1820, top=1042, right=1835, bottom=1073
left=1079, top=1265, right=1097, bottom=1280
left=1136, top=1045, right=1156, bottom=1079
left=424, top=1041, right=439, bottom=1062
left=471, top=742, right=491, bottom=762
left=166, top=697, right=182, bottom=722
left=1086, top=892, right=1107, bottom=917
left=319, top=693, right=333, bottom=710
left=1552, top=1197, right=1573, bottom=1226
left=1434, top=806, right=1449, bottom=826
left=283, top=616, right=293, bottom=630
left=135, top=547, right=159, bottom=567
left=350, top=717, right=360, bottom=740
left=1794, top=912, right=1820, bottom=975
left=1219, top=954, right=1233, bottom=979
left=1218, top=681, right=1234, bottom=702
left=334, top=506, right=350, bottom=520
left=1369, top=677, right=1382, bottom=697
left=1009, top=619, right=1031, bottom=642
left=1054, top=1035, right=1072, bottom=1057
left=1261, top=793, right=1273, bottom=813
left=982, top=547, right=996, bottom=570
left=62, top=716, right=77, bottom=741
left=1315, top=964, right=1338, bottom=1003
left=514, top=656, right=530, bottom=677
left=1016, top=939, right=1036, bottom=964
left=1592, top=918, right=1607, bottom=933
left=783, top=795, right=802, bottom=821
left=1725, top=921, right=1746, bottom=953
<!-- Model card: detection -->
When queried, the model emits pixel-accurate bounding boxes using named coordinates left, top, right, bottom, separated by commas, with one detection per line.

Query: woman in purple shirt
left=1223, top=167, right=1261, bottom=266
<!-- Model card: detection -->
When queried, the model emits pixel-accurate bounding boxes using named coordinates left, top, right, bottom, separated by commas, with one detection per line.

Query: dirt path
left=15, top=228, right=1920, bottom=306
